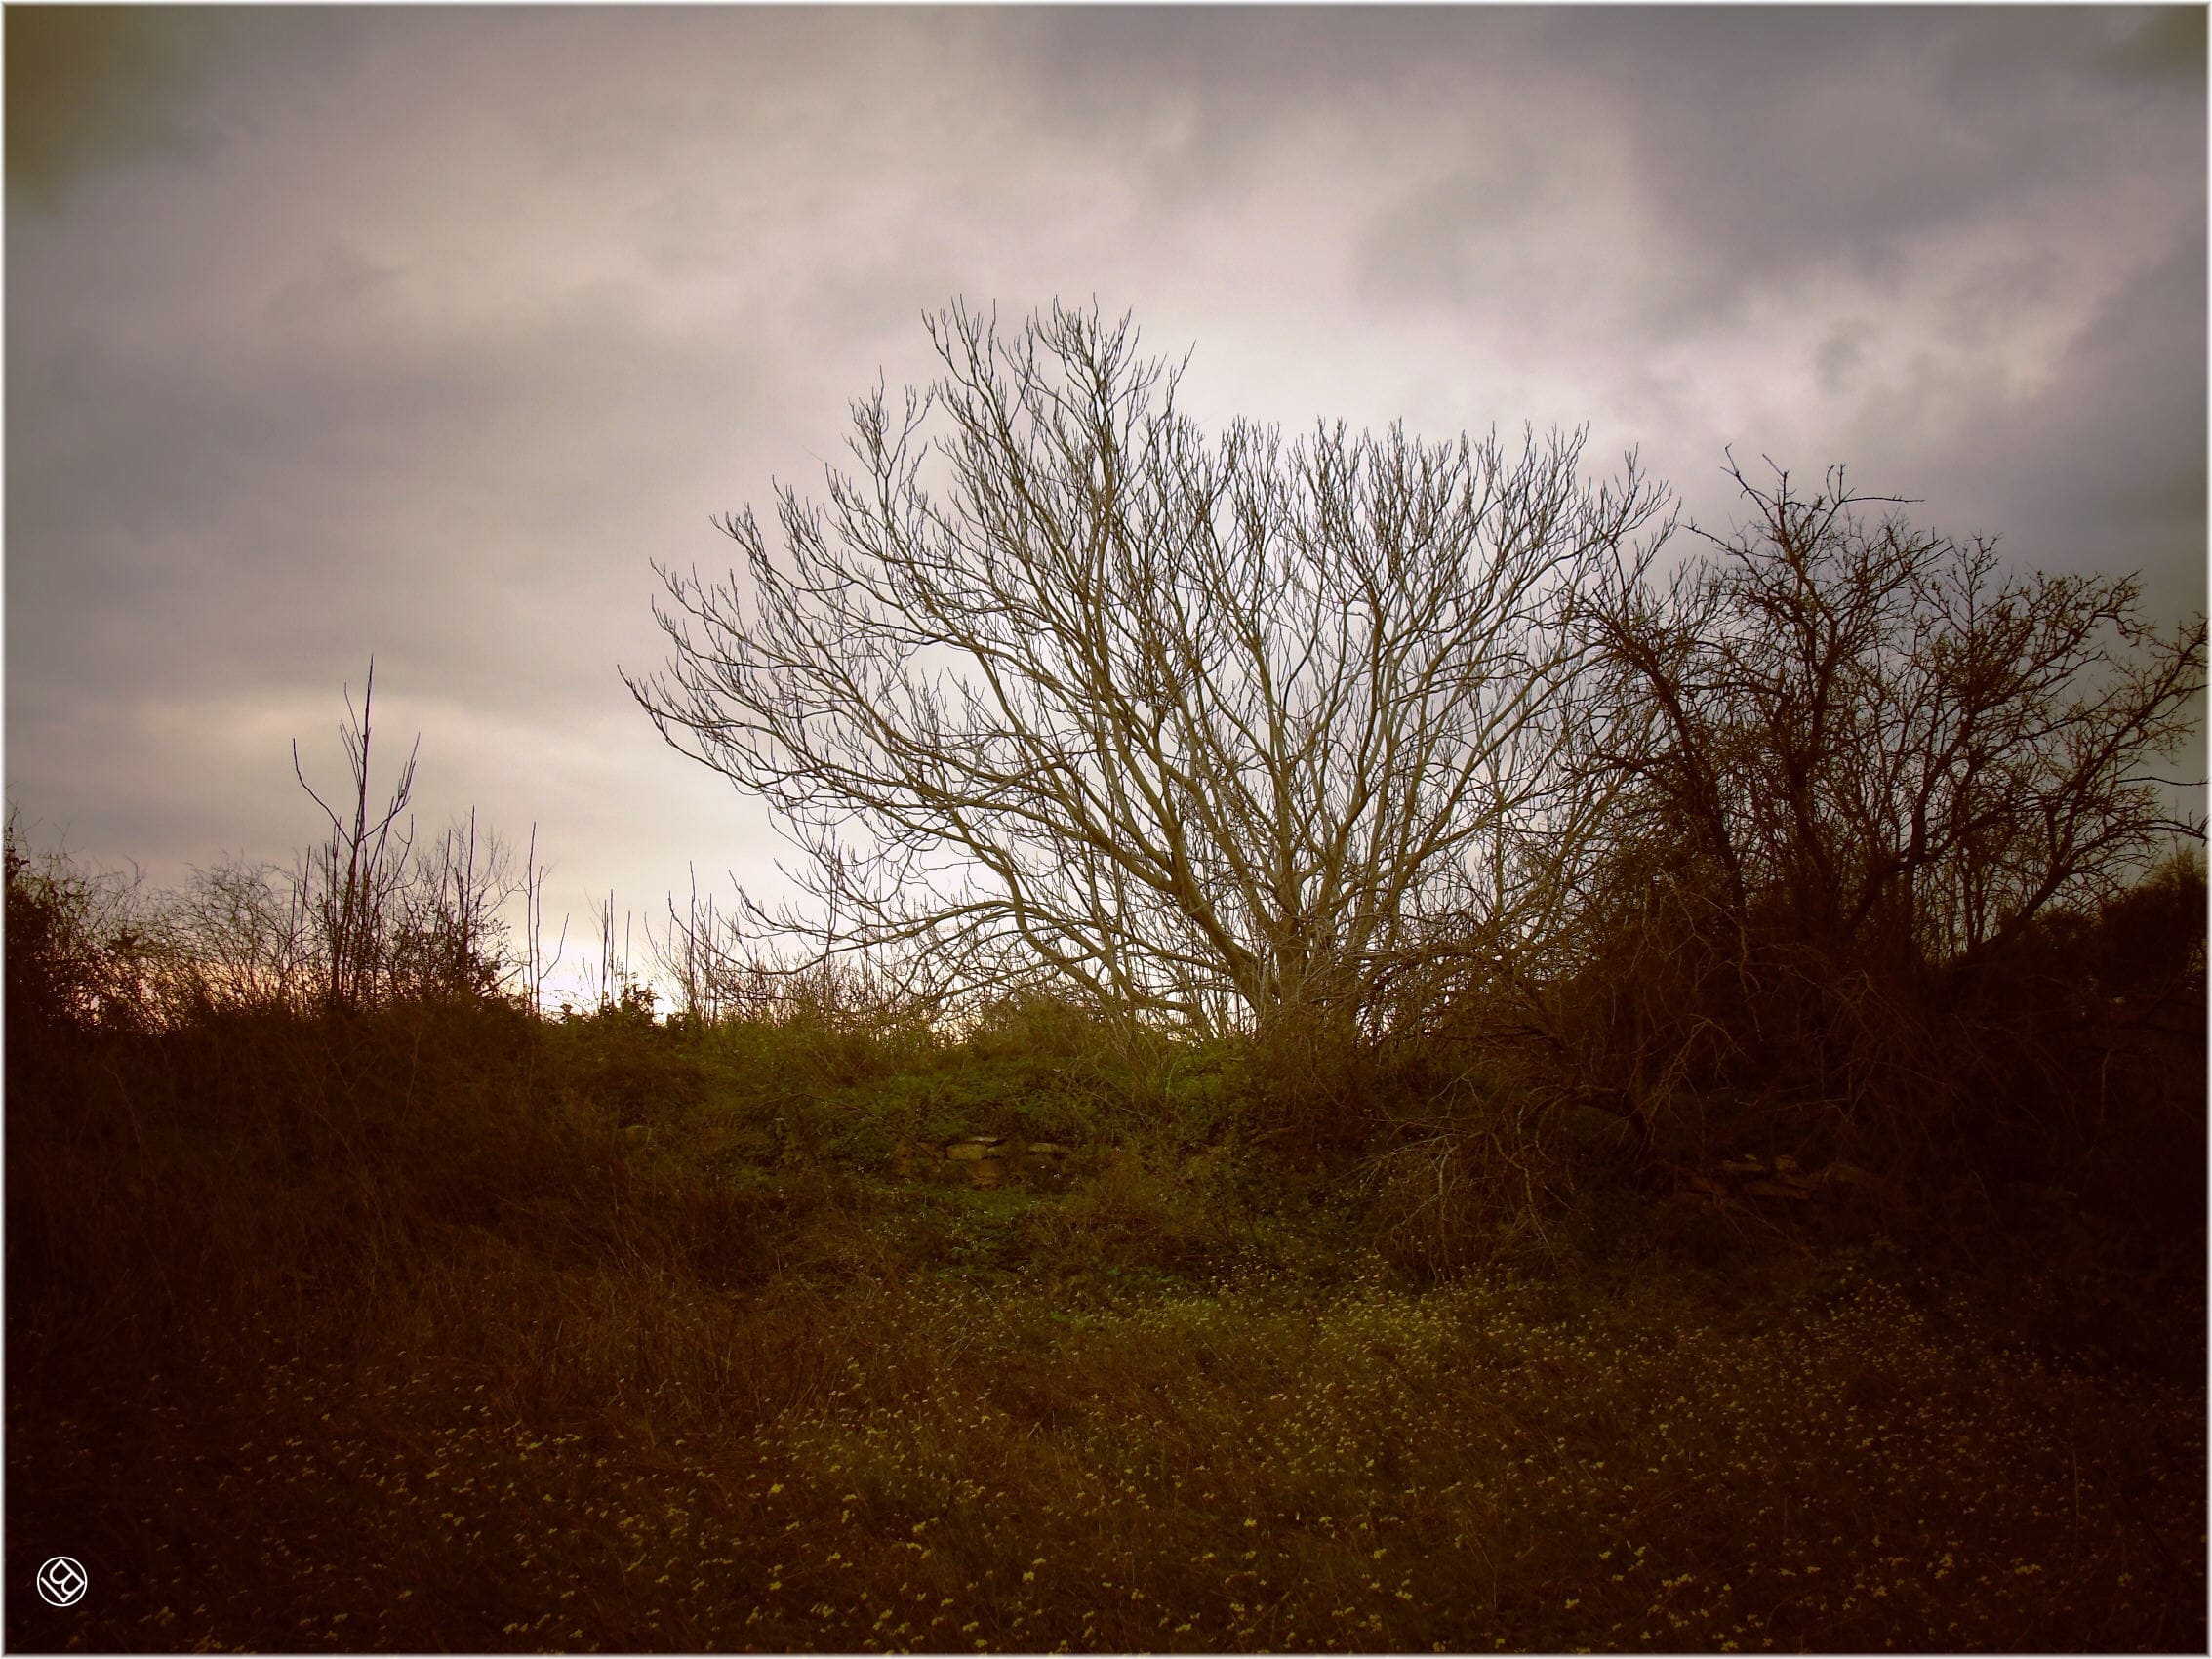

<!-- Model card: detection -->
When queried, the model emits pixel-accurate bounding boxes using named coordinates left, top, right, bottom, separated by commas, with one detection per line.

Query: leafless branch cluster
left=1585, top=458, right=2204, bottom=962
left=1549, top=458, right=2207, bottom=1140
left=291, top=661, right=422, bottom=1014
left=648, top=869, right=945, bottom=1040
left=628, top=303, right=1670, bottom=1038
left=277, top=663, right=543, bottom=1015
left=20, top=668, right=552, bottom=1026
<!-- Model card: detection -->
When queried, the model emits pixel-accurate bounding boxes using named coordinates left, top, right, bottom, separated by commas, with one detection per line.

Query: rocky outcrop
left=893, top=1136, right=1073, bottom=1188
left=1672, top=1153, right=1898, bottom=1207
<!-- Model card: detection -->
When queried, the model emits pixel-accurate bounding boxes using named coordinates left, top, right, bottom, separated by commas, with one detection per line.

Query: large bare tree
left=628, top=304, right=1669, bottom=1035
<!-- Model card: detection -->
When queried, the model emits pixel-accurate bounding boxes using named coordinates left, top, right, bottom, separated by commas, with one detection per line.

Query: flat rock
left=1819, top=1160, right=1899, bottom=1202
left=1820, top=1160, right=1886, bottom=1190
left=1741, top=1179, right=1812, bottom=1201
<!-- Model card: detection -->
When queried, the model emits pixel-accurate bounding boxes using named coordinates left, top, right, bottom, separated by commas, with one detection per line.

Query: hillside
left=9, top=994, right=2203, bottom=1652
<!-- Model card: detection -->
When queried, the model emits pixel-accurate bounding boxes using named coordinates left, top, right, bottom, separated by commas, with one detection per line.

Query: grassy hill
left=9, top=996, right=2202, bottom=1652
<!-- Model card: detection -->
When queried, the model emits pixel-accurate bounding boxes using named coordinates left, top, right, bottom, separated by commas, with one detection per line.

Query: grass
left=8, top=1001, right=2204, bottom=1652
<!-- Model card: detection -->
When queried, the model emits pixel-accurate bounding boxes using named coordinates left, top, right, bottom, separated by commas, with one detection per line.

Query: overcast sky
left=7, top=5, right=2204, bottom=996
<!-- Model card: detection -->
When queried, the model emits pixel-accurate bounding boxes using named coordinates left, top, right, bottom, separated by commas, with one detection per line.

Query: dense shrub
left=3, top=821, right=158, bottom=1043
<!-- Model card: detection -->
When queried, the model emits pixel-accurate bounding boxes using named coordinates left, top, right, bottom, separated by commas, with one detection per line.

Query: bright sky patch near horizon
left=7, top=6, right=2205, bottom=998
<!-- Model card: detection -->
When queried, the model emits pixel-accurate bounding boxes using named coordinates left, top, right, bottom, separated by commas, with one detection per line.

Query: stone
left=1717, top=1156, right=1766, bottom=1177
left=1819, top=1161, right=1897, bottom=1202
left=1820, top=1160, right=1883, bottom=1189
left=945, top=1142, right=994, bottom=1161
left=1741, top=1179, right=1812, bottom=1201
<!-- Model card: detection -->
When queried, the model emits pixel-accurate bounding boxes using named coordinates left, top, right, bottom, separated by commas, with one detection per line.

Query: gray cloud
left=1847, top=226, right=2207, bottom=622
left=1349, top=7, right=2198, bottom=337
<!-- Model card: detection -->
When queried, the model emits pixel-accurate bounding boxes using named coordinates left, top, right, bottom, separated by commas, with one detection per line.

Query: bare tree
left=651, top=865, right=727, bottom=1029
left=627, top=303, right=1669, bottom=1038
left=4, top=811, right=164, bottom=1034
left=292, top=661, right=419, bottom=1014
left=520, top=823, right=569, bottom=1018
left=1585, top=459, right=2205, bottom=966
left=160, top=855, right=312, bottom=1015
left=1559, top=458, right=2207, bottom=1133
left=387, top=809, right=519, bottom=1002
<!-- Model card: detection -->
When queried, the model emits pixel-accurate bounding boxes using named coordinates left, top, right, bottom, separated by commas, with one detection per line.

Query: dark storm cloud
left=1336, top=6, right=2202, bottom=635
left=2097, top=5, right=2207, bottom=82
left=1348, top=7, right=2189, bottom=328
left=5, top=7, right=222, bottom=206
left=5, top=7, right=366, bottom=209
left=1857, top=228, right=2207, bottom=623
